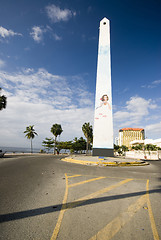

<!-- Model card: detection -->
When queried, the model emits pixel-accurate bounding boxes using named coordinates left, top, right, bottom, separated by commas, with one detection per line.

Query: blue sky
left=0, top=0, right=161, bottom=148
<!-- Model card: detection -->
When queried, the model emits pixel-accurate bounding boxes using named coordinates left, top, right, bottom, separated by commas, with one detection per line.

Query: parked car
left=0, top=150, right=5, bottom=157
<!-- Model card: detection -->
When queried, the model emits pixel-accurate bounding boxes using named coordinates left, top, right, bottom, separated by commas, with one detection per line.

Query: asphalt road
left=0, top=154, right=161, bottom=240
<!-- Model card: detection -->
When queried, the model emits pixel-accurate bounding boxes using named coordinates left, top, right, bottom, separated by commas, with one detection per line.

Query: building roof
left=119, top=128, right=144, bottom=131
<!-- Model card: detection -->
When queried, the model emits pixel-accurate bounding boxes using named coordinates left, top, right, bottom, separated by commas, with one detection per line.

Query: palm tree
left=82, top=122, right=93, bottom=154
left=51, top=124, right=63, bottom=154
left=24, top=125, right=38, bottom=153
left=0, top=88, right=7, bottom=110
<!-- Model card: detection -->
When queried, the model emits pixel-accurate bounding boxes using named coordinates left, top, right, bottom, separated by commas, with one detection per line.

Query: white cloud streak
left=0, top=59, right=5, bottom=68
left=145, top=121, right=161, bottom=139
left=30, top=25, right=61, bottom=42
left=46, top=4, right=76, bottom=23
left=53, top=33, right=62, bottom=41
left=141, top=79, right=161, bottom=88
left=152, top=79, right=161, bottom=85
left=0, top=26, right=22, bottom=39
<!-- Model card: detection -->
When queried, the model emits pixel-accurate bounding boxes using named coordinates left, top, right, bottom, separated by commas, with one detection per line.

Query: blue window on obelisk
left=93, top=17, right=114, bottom=157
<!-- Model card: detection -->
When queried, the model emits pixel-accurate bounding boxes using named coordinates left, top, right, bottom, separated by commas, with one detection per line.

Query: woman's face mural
left=102, top=95, right=109, bottom=102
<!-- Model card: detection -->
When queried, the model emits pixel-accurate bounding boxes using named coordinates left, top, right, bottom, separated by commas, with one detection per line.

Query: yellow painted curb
left=61, top=158, right=149, bottom=167
left=61, top=158, right=98, bottom=165
left=101, top=161, right=149, bottom=166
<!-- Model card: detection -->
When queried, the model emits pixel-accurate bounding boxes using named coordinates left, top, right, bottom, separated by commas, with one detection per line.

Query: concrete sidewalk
left=61, top=155, right=149, bottom=167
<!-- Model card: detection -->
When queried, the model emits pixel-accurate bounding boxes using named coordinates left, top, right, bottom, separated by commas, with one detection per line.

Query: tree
left=114, top=145, right=128, bottom=156
left=42, top=137, right=54, bottom=153
left=144, top=144, right=157, bottom=151
left=0, top=88, right=7, bottom=110
left=82, top=122, right=93, bottom=154
left=132, top=144, right=143, bottom=150
left=56, top=141, right=72, bottom=153
left=51, top=124, right=63, bottom=154
left=63, top=141, right=73, bottom=151
left=71, top=137, right=86, bottom=153
left=88, top=132, right=93, bottom=150
left=114, top=144, right=120, bottom=151
left=121, top=145, right=128, bottom=152
left=24, top=125, right=38, bottom=153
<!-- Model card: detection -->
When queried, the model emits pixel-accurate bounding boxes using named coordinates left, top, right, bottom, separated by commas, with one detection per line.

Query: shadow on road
left=0, top=187, right=161, bottom=223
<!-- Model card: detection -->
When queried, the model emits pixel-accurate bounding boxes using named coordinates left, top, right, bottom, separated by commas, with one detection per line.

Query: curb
left=99, top=161, right=149, bottom=166
left=61, top=158, right=98, bottom=166
left=61, top=158, right=149, bottom=167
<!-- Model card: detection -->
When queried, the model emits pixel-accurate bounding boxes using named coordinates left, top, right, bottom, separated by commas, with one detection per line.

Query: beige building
left=119, top=128, right=145, bottom=148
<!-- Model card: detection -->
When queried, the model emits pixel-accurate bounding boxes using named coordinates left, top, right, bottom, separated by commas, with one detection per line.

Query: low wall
left=125, top=150, right=161, bottom=160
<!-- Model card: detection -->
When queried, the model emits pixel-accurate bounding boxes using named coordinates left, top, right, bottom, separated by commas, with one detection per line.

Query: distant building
left=115, top=137, right=119, bottom=145
left=119, top=128, right=145, bottom=148
left=130, top=138, right=161, bottom=148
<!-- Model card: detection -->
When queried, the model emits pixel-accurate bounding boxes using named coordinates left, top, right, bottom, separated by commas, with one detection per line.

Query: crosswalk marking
left=67, top=178, right=133, bottom=209
left=68, top=176, right=106, bottom=188
left=68, top=174, right=82, bottom=178
left=50, top=174, right=159, bottom=240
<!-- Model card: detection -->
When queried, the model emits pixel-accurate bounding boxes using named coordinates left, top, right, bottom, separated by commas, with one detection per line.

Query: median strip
left=61, top=157, right=149, bottom=167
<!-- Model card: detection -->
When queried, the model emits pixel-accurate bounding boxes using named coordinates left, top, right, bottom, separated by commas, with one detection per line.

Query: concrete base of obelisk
left=93, top=148, right=114, bottom=157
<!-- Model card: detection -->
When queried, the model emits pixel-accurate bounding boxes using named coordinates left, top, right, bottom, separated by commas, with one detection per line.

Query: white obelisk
left=93, top=17, right=114, bottom=157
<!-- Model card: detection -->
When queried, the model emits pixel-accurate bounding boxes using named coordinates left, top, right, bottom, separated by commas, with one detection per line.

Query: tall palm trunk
left=53, top=136, right=57, bottom=154
left=31, top=138, right=33, bottom=153
left=86, top=137, right=89, bottom=154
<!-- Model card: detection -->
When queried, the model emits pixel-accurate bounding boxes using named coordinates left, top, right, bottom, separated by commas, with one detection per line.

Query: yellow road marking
left=67, top=173, right=147, bottom=181
left=67, top=178, right=133, bottom=209
left=68, top=176, right=106, bottom=188
left=51, top=175, right=159, bottom=240
left=50, top=177, right=132, bottom=239
left=89, top=193, right=147, bottom=240
left=146, top=180, right=160, bottom=240
left=50, top=173, right=68, bottom=240
left=68, top=174, right=82, bottom=178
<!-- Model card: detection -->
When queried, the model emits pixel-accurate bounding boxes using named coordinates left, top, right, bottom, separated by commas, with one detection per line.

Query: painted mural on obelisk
left=93, top=17, right=114, bottom=157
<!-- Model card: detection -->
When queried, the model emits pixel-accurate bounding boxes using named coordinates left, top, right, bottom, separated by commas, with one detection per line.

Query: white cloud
left=141, top=79, right=161, bottom=88
left=145, top=121, right=161, bottom=132
left=0, top=59, right=5, bottom=68
left=46, top=25, right=62, bottom=40
left=145, top=122, right=161, bottom=133
left=114, top=96, right=157, bottom=126
left=113, top=96, right=161, bottom=140
left=30, top=25, right=62, bottom=42
left=30, top=26, right=45, bottom=43
left=53, top=33, right=62, bottom=41
left=46, top=4, right=76, bottom=23
left=152, top=79, right=161, bottom=85
left=126, top=96, right=157, bottom=112
left=1, top=69, right=160, bottom=148
left=0, top=26, right=22, bottom=39
left=145, top=121, right=161, bottom=139
left=0, top=68, right=94, bottom=148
